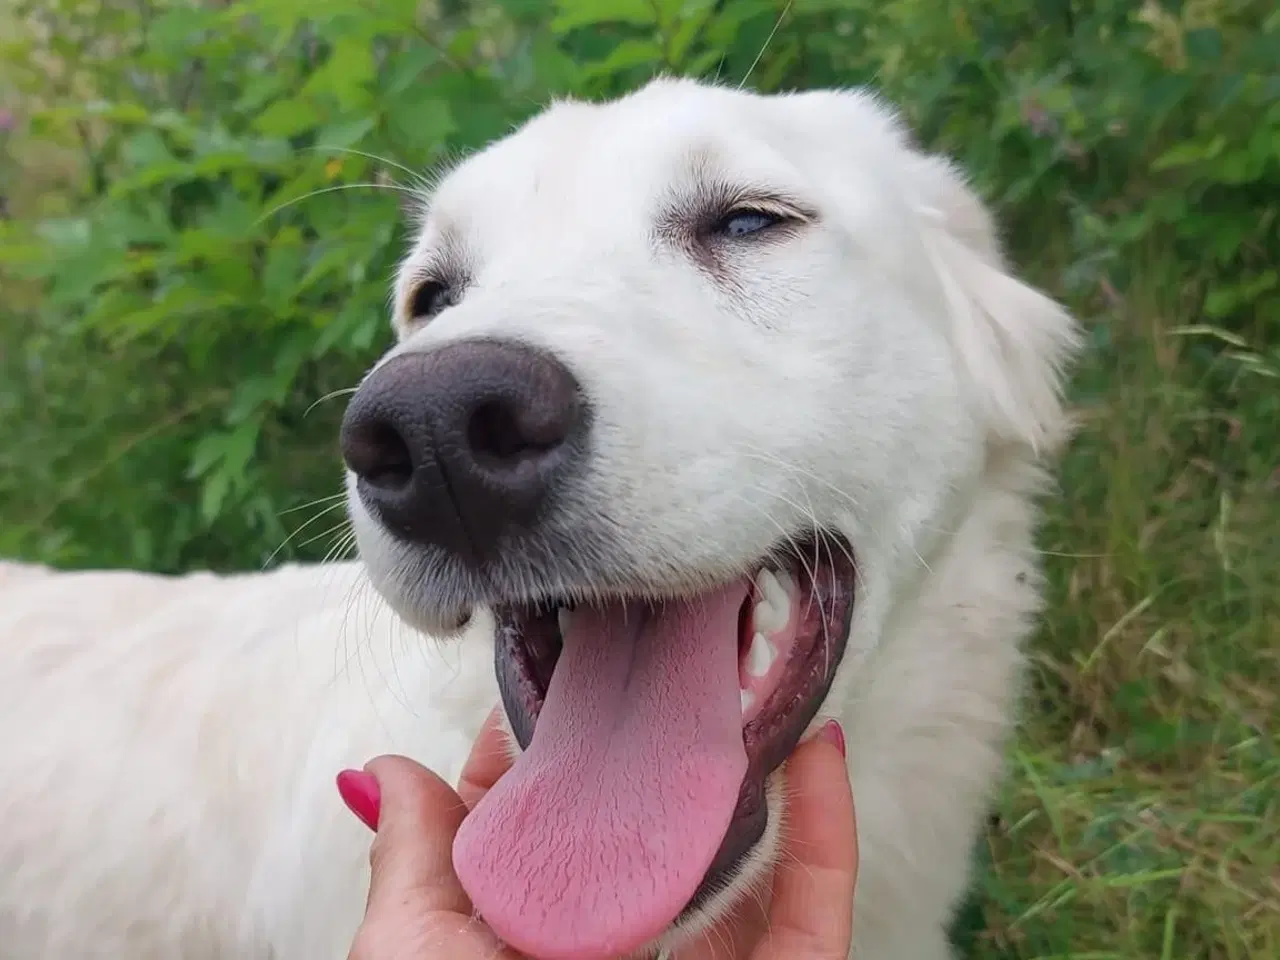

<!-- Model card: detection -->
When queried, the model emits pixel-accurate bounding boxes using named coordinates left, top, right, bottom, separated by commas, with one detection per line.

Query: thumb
left=359, top=755, right=474, bottom=918
left=457, top=705, right=517, bottom=810
left=755, top=723, right=857, bottom=958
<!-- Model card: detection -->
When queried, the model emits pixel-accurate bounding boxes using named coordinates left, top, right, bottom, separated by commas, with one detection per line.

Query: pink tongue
left=452, top=584, right=750, bottom=960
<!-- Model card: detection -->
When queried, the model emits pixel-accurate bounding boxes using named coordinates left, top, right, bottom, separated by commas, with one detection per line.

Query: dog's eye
left=409, top=280, right=456, bottom=321
left=712, top=208, right=786, bottom=238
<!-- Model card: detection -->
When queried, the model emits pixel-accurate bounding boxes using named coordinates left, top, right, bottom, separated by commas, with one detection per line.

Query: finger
left=361, top=754, right=474, bottom=918
left=756, top=728, right=857, bottom=958
left=677, top=725, right=856, bottom=960
left=673, top=888, right=771, bottom=960
left=349, top=911, right=517, bottom=960
left=457, top=705, right=517, bottom=810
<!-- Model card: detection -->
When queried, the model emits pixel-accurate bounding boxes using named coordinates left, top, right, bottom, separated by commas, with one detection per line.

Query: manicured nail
left=819, top=720, right=846, bottom=759
left=336, top=769, right=381, bottom=831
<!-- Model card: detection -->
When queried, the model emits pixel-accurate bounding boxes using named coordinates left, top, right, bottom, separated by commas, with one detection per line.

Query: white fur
left=0, top=78, right=1079, bottom=959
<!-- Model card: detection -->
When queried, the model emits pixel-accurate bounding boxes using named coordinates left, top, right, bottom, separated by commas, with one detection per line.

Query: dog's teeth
left=740, top=689, right=755, bottom=715
left=764, top=566, right=792, bottom=608
left=556, top=607, right=571, bottom=637
left=775, top=566, right=796, bottom=597
left=746, top=631, right=774, bottom=678
left=752, top=569, right=791, bottom=635
left=752, top=599, right=782, bottom=635
left=754, top=568, right=777, bottom=598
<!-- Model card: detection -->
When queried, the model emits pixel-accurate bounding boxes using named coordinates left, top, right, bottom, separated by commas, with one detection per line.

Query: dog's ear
left=908, top=154, right=1083, bottom=457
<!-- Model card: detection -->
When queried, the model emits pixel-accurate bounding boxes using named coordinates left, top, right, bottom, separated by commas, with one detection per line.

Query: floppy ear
left=909, top=155, right=1083, bottom=458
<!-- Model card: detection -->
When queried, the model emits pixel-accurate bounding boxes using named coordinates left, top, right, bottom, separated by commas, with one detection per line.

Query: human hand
left=339, top=710, right=856, bottom=960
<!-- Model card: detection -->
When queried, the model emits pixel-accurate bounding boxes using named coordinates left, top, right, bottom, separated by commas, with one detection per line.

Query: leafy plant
left=2, top=0, right=1275, bottom=570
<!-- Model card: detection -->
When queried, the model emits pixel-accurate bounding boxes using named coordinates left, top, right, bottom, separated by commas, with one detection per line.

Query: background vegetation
left=1, top=0, right=1276, bottom=956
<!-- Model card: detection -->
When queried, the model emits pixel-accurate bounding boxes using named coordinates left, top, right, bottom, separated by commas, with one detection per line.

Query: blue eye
left=715, top=209, right=784, bottom=238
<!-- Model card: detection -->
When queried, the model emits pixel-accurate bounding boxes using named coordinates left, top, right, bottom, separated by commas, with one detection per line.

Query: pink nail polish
left=819, top=720, right=847, bottom=759
left=336, top=769, right=381, bottom=831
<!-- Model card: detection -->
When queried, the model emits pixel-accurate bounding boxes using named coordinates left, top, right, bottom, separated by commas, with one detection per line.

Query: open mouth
left=451, top=533, right=856, bottom=960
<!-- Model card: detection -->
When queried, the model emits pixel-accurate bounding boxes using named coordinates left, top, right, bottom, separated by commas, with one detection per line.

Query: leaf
left=35, top=218, right=93, bottom=253
left=311, top=297, right=382, bottom=357
left=263, top=241, right=306, bottom=309
left=254, top=98, right=324, bottom=137
left=383, top=45, right=439, bottom=97
left=195, top=194, right=260, bottom=242
left=122, top=129, right=174, bottom=168
left=188, top=432, right=225, bottom=480
left=316, top=115, right=377, bottom=149
left=495, top=0, right=552, bottom=16
left=1204, top=271, right=1278, bottom=319
left=668, top=0, right=720, bottom=66
left=223, top=420, right=262, bottom=476
left=581, top=39, right=665, bottom=80
left=295, top=246, right=358, bottom=296
left=303, top=35, right=377, bottom=111
left=199, top=469, right=232, bottom=527
left=552, top=0, right=657, bottom=32
left=1151, top=135, right=1226, bottom=171
left=1183, top=28, right=1223, bottom=65
left=189, top=419, right=262, bottom=529
left=235, top=71, right=292, bottom=115
left=386, top=95, right=456, bottom=149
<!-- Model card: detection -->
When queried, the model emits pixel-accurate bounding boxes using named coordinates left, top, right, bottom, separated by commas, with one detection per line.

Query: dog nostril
left=344, top=420, right=414, bottom=490
left=338, top=342, right=588, bottom=559
left=467, top=399, right=559, bottom=469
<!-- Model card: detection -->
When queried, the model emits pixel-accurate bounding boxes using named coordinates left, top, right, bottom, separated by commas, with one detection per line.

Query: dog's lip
left=491, top=532, right=857, bottom=919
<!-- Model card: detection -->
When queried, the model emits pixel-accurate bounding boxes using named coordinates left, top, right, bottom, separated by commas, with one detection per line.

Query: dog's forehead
left=399, top=80, right=919, bottom=293
left=427, top=82, right=823, bottom=229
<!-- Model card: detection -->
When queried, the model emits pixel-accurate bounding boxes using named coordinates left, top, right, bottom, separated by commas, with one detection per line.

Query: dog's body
left=0, top=559, right=498, bottom=958
left=0, top=78, right=1078, bottom=959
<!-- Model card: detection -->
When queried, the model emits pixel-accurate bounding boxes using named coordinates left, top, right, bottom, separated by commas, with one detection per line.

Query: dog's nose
left=339, top=339, right=588, bottom=561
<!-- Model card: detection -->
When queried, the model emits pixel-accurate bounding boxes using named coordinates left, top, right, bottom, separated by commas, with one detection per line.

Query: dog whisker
left=304, top=386, right=360, bottom=418
left=738, top=0, right=793, bottom=90
left=278, top=492, right=347, bottom=517
left=300, top=144, right=429, bottom=189
left=254, top=181, right=421, bottom=226
left=263, top=500, right=349, bottom=569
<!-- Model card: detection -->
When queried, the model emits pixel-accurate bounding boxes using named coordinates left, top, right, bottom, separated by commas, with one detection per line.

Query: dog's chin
left=375, top=577, right=473, bottom=639
left=348, top=508, right=476, bottom=638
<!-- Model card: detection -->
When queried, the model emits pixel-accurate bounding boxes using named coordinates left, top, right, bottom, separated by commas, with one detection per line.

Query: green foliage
left=0, top=1, right=1277, bottom=956
left=1, top=0, right=1275, bottom=570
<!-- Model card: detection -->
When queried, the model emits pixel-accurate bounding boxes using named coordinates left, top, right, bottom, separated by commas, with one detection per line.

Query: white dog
left=0, top=77, right=1079, bottom=959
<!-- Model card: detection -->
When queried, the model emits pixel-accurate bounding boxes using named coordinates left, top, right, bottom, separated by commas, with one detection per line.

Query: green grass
left=954, top=250, right=1279, bottom=959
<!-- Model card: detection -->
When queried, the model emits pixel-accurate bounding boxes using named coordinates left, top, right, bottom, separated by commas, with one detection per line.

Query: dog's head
left=340, top=78, right=1078, bottom=959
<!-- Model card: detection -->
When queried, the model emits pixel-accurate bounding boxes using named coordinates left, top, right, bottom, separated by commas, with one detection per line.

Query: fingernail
left=336, top=769, right=381, bottom=831
left=818, top=720, right=846, bottom=759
